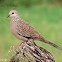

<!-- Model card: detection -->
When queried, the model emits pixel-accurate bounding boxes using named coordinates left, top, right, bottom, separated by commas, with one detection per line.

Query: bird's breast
left=10, top=20, right=28, bottom=41
left=10, top=20, right=17, bottom=36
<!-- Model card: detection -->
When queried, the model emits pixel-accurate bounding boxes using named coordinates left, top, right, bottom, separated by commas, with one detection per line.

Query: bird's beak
left=7, top=15, right=10, bottom=18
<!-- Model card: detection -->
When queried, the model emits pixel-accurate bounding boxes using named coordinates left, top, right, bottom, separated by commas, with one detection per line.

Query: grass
left=0, top=4, right=62, bottom=62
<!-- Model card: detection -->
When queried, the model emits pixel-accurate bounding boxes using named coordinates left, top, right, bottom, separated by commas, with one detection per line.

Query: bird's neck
left=12, top=16, right=20, bottom=22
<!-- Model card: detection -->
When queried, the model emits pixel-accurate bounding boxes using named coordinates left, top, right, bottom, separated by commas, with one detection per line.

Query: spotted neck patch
left=13, top=17, right=20, bottom=22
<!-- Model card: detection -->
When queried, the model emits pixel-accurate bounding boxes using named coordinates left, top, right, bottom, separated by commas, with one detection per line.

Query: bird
left=7, top=10, right=61, bottom=50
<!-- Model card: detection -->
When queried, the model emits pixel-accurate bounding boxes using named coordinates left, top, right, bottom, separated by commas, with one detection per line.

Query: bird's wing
left=15, top=19, right=41, bottom=39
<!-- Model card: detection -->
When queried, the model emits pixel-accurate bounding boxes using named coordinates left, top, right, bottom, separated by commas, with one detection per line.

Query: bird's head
left=7, top=10, right=19, bottom=18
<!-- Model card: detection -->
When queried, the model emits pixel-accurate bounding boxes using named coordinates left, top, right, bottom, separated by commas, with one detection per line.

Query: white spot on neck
left=13, top=17, right=20, bottom=22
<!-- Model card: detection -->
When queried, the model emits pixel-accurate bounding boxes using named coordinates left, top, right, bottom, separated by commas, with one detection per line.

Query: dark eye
left=12, top=12, right=14, bottom=14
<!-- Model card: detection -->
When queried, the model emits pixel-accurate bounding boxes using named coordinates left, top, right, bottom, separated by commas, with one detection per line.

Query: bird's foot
left=19, top=41, right=25, bottom=46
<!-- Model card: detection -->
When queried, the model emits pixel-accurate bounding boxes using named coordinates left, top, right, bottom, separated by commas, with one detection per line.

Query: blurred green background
left=0, top=0, right=62, bottom=62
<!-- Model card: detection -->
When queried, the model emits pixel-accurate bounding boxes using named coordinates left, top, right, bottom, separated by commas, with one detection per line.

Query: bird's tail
left=39, top=37, right=62, bottom=50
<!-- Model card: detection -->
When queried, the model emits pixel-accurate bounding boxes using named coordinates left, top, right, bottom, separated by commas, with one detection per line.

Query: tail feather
left=47, top=41, right=62, bottom=50
left=39, top=37, right=62, bottom=50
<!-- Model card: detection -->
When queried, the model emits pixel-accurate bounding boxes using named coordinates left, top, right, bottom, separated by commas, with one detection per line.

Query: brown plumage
left=8, top=10, right=62, bottom=50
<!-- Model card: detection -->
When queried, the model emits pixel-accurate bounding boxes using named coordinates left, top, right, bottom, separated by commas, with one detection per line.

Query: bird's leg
left=19, top=41, right=25, bottom=46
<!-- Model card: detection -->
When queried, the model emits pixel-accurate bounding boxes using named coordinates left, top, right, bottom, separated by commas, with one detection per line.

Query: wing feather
left=15, top=19, right=41, bottom=39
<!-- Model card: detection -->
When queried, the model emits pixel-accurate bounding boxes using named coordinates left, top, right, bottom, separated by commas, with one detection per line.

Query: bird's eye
left=12, top=12, right=14, bottom=14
